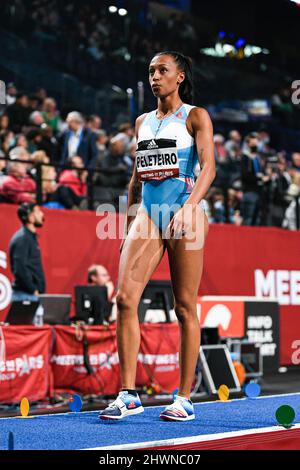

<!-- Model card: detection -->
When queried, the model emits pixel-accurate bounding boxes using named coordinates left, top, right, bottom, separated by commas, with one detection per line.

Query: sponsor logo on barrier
left=0, top=250, right=12, bottom=311
left=255, top=269, right=300, bottom=305
left=51, top=352, right=179, bottom=370
left=0, top=354, right=44, bottom=381
left=200, top=301, right=245, bottom=337
left=246, top=315, right=277, bottom=357
left=51, top=352, right=119, bottom=369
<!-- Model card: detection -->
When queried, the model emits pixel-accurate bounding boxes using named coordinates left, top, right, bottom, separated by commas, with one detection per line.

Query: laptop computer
left=38, top=294, right=71, bottom=325
left=5, top=301, right=40, bottom=325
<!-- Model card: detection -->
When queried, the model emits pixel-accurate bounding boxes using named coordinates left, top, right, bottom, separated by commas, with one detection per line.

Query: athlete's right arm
left=121, top=113, right=147, bottom=247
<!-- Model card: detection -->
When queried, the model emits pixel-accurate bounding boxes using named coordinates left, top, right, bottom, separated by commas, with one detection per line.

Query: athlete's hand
left=168, top=206, right=193, bottom=239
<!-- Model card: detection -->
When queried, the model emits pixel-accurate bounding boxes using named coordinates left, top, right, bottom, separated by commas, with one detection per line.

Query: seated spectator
left=28, top=94, right=42, bottom=115
left=42, top=98, right=63, bottom=134
left=60, top=111, right=97, bottom=169
left=15, top=133, right=29, bottom=150
left=87, top=264, right=114, bottom=300
left=9, top=146, right=31, bottom=165
left=0, top=114, right=10, bottom=137
left=31, top=150, right=50, bottom=165
left=42, top=165, right=65, bottom=209
left=58, top=156, right=87, bottom=209
left=87, top=263, right=116, bottom=323
left=27, top=127, right=59, bottom=162
left=1, top=131, right=16, bottom=154
left=0, top=150, right=6, bottom=189
left=99, top=133, right=131, bottom=187
left=206, top=188, right=241, bottom=225
left=29, top=111, right=45, bottom=128
left=28, top=150, right=50, bottom=181
left=0, top=160, right=36, bottom=204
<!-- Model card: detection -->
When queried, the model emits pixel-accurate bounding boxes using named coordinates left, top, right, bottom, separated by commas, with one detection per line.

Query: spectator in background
left=15, top=133, right=29, bottom=150
left=93, top=129, right=109, bottom=185
left=0, top=114, right=10, bottom=136
left=282, top=183, right=300, bottom=230
left=5, top=82, right=17, bottom=106
left=266, top=155, right=291, bottom=227
left=9, top=203, right=46, bottom=318
left=58, top=155, right=87, bottom=209
left=241, top=133, right=269, bottom=226
left=1, top=131, right=16, bottom=154
left=60, top=111, right=97, bottom=168
left=87, top=264, right=115, bottom=300
left=9, top=145, right=31, bottom=165
left=0, top=159, right=36, bottom=204
left=6, top=92, right=30, bottom=132
left=291, top=152, right=300, bottom=172
left=88, top=263, right=116, bottom=323
left=29, top=110, right=45, bottom=128
left=225, top=130, right=242, bottom=157
left=28, top=94, right=41, bottom=115
left=118, top=122, right=134, bottom=149
left=87, top=114, right=102, bottom=132
left=100, top=133, right=130, bottom=187
left=0, top=150, right=6, bottom=189
left=214, top=134, right=226, bottom=160
left=42, top=98, right=62, bottom=134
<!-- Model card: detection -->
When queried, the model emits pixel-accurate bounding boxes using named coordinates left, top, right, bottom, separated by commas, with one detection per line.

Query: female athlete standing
left=99, top=51, right=215, bottom=421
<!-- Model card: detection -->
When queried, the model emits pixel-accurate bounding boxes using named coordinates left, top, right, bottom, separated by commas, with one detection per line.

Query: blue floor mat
left=0, top=394, right=299, bottom=450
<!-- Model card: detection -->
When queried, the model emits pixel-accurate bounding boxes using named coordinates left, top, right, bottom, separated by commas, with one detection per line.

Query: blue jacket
left=60, top=128, right=98, bottom=169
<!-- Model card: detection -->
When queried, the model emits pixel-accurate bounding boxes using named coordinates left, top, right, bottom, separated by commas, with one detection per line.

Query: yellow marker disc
left=20, top=397, right=30, bottom=417
left=218, top=385, right=230, bottom=401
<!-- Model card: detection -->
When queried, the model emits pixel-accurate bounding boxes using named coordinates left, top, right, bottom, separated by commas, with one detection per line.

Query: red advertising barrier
left=51, top=324, right=180, bottom=395
left=1, top=204, right=300, bottom=364
left=0, top=325, right=53, bottom=403
left=138, top=323, right=179, bottom=393
left=51, top=325, right=120, bottom=395
left=0, top=324, right=182, bottom=402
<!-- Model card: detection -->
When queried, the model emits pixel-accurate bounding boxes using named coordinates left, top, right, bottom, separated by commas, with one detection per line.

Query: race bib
left=136, top=138, right=179, bottom=181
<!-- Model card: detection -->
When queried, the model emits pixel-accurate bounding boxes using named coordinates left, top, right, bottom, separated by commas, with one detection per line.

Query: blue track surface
left=0, top=394, right=299, bottom=450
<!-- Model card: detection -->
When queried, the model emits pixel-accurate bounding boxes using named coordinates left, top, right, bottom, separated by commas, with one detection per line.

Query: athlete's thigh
left=118, top=206, right=165, bottom=301
left=165, top=207, right=209, bottom=301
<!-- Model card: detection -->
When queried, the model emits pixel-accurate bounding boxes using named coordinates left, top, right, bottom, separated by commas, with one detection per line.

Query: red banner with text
left=0, top=325, right=53, bottom=403
left=1, top=204, right=300, bottom=364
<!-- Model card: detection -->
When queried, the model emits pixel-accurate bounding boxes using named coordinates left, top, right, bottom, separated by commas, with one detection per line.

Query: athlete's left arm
left=185, top=107, right=216, bottom=205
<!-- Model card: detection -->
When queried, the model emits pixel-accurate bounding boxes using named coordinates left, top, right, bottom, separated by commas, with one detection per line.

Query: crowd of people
left=0, top=84, right=135, bottom=209
left=0, top=82, right=299, bottom=228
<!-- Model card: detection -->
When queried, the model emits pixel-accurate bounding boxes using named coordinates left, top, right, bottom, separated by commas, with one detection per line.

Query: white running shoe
left=99, top=391, right=144, bottom=420
left=160, top=395, right=195, bottom=421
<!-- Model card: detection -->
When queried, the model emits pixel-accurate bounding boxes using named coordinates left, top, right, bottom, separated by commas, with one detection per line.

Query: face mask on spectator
left=249, top=145, right=258, bottom=153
